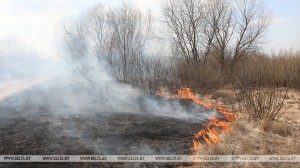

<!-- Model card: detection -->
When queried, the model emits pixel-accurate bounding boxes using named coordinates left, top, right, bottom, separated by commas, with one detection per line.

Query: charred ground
left=0, top=85, right=215, bottom=167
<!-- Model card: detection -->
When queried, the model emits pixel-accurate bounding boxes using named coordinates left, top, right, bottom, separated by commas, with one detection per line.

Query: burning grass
left=0, top=82, right=299, bottom=168
left=187, top=88, right=300, bottom=168
left=156, top=87, right=238, bottom=152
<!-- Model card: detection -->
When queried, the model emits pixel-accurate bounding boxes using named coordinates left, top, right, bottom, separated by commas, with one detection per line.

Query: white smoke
left=0, top=36, right=218, bottom=156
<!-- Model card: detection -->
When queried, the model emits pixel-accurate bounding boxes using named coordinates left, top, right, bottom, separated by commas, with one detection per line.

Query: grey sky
left=0, top=0, right=299, bottom=59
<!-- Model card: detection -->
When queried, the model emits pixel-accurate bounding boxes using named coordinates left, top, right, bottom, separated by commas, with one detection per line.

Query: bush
left=233, top=62, right=288, bottom=120
left=176, top=61, right=222, bottom=94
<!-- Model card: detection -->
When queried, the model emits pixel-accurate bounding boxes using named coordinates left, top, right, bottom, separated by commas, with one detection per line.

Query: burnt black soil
left=0, top=85, right=213, bottom=167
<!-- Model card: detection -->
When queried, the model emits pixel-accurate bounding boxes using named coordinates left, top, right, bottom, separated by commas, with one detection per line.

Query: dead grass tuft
left=272, top=122, right=292, bottom=136
left=262, top=119, right=273, bottom=132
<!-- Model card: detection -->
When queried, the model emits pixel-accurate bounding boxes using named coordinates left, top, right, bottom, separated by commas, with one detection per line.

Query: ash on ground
left=0, top=85, right=216, bottom=167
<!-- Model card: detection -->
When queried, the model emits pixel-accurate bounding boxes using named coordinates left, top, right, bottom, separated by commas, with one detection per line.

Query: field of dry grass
left=0, top=80, right=299, bottom=168
left=186, top=88, right=300, bottom=168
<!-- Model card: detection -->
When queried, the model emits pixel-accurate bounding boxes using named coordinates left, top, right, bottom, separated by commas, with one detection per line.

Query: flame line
left=156, top=87, right=238, bottom=152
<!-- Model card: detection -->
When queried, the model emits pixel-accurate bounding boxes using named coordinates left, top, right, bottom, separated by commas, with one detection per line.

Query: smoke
left=0, top=37, right=218, bottom=156
left=0, top=38, right=57, bottom=81
left=41, top=47, right=217, bottom=121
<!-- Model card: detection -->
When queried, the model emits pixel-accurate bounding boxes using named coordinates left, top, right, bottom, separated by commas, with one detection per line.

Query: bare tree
left=162, top=0, right=204, bottom=64
left=230, top=0, right=271, bottom=72
left=86, top=6, right=113, bottom=64
left=205, top=0, right=235, bottom=76
left=64, top=4, right=158, bottom=90
left=109, top=4, right=152, bottom=82
left=162, top=0, right=271, bottom=76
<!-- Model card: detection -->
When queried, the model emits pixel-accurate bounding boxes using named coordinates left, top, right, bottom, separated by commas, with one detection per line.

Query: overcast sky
left=0, top=0, right=299, bottom=59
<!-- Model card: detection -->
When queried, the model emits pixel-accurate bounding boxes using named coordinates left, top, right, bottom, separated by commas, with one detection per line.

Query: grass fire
left=156, top=87, right=238, bottom=151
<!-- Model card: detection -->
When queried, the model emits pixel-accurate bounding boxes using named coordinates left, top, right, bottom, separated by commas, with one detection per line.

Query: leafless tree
left=63, top=4, right=177, bottom=94
left=86, top=6, right=113, bottom=64
left=109, top=4, right=153, bottom=82
left=162, top=0, right=204, bottom=64
left=200, top=0, right=235, bottom=76
left=230, top=0, right=271, bottom=72
left=163, top=0, right=271, bottom=76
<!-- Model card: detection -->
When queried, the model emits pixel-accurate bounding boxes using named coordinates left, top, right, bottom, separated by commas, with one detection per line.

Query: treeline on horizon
left=63, top=0, right=300, bottom=94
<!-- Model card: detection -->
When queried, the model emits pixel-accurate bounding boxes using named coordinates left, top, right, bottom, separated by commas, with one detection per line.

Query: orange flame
left=156, top=87, right=238, bottom=152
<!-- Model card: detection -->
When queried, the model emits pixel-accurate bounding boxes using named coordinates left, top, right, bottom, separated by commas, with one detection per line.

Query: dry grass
left=187, top=88, right=300, bottom=168
left=234, top=86, right=288, bottom=120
